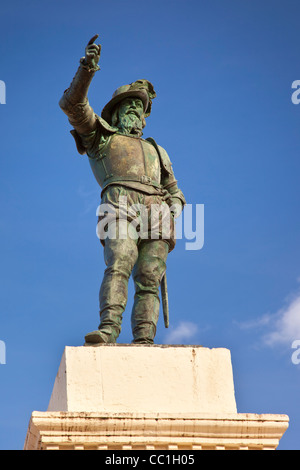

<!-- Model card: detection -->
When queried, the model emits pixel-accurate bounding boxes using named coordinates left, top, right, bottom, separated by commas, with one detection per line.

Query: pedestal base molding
left=24, top=411, right=289, bottom=450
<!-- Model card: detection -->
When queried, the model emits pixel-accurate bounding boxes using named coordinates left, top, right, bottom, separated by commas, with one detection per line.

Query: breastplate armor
left=88, top=134, right=161, bottom=190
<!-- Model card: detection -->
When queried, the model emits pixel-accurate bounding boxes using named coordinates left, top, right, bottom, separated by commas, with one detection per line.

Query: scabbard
left=160, top=273, right=169, bottom=328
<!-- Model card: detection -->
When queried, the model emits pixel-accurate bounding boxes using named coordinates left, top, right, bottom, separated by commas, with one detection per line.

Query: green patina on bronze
left=59, top=35, right=186, bottom=345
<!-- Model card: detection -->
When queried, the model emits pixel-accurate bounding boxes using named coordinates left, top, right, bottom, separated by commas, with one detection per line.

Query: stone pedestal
left=24, top=345, right=289, bottom=450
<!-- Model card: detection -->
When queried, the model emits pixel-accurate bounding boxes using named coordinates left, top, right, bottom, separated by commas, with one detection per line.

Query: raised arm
left=59, top=35, right=101, bottom=134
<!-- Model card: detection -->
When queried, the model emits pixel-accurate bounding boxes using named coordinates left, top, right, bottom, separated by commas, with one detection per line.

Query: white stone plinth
left=47, top=345, right=237, bottom=415
left=24, top=345, right=289, bottom=450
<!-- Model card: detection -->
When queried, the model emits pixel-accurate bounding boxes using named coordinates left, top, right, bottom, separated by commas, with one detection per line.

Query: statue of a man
left=59, top=35, right=186, bottom=345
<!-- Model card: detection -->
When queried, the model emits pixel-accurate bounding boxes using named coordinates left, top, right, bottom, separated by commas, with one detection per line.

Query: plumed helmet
left=101, top=79, right=156, bottom=124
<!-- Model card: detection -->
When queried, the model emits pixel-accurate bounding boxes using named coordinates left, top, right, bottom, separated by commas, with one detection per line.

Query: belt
left=103, top=175, right=163, bottom=191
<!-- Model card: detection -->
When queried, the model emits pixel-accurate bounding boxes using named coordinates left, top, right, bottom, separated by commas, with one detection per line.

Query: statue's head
left=101, top=80, right=156, bottom=136
left=111, top=97, right=145, bottom=136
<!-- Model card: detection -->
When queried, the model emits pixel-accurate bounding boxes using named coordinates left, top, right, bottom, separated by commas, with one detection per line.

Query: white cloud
left=237, top=313, right=273, bottom=331
left=163, top=321, right=199, bottom=345
left=237, top=289, right=300, bottom=348
left=262, top=294, right=300, bottom=347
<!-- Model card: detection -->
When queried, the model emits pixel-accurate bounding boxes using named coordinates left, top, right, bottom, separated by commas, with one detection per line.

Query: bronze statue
left=59, top=35, right=186, bottom=344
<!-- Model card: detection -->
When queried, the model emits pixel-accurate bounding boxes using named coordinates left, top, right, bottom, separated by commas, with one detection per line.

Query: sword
left=160, top=273, right=169, bottom=328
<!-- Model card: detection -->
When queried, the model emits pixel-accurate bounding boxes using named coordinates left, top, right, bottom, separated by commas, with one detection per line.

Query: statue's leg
left=131, top=240, right=169, bottom=344
left=85, top=222, right=138, bottom=344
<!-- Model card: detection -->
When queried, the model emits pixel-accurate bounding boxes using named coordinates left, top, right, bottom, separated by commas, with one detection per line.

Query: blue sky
left=1, top=0, right=300, bottom=450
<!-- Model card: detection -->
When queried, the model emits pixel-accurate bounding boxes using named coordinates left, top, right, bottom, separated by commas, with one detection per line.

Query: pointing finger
left=87, top=34, right=99, bottom=46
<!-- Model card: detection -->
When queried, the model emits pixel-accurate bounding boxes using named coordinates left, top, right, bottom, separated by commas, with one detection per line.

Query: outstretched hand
left=85, top=34, right=101, bottom=69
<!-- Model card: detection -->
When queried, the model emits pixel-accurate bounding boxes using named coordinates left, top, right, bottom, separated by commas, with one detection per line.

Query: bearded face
left=112, top=97, right=145, bottom=136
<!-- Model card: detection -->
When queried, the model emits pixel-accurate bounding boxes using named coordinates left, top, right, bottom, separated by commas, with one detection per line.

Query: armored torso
left=88, top=133, right=162, bottom=194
